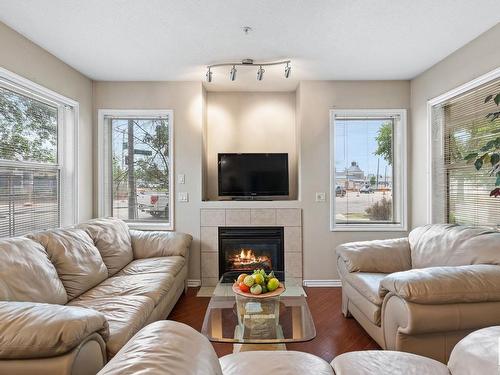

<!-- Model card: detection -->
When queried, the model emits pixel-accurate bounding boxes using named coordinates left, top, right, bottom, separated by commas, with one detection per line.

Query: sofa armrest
left=130, top=230, right=193, bottom=259
left=379, top=264, right=500, bottom=304
left=336, top=238, right=411, bottom=273
left=0, top=301, right=109, bottom=359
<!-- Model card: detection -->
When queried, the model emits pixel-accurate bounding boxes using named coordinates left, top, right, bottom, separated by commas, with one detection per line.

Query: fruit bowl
left=232, top=282, right=285, bottom=299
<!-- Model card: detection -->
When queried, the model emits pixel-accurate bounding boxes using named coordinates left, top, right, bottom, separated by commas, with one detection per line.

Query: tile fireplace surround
left=200, top=208, right=302, bottom=286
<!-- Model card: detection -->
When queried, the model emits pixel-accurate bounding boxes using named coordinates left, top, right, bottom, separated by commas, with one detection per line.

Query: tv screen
left=218, top=153, right=289, bottom=197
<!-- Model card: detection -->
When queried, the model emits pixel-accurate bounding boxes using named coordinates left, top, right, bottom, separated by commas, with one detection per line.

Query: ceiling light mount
left=206, top=59, right=291, bottom=82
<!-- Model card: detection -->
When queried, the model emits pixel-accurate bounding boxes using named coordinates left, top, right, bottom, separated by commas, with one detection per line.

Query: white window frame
left=0, top=67, right=79, bottom=228
left=426, top=67, right=500, bottom=224
left=329, top=109, right=407, bottom=232
left=97, top=109, right=174, bottom=231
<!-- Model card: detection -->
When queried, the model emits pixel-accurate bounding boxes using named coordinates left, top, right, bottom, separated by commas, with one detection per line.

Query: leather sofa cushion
left=74, top=273, right=174, bottom=306
left=78, top=217, right=133, bottom=276
left=337, top=238, right=411, bottom=273
left=28, top=228, right=108, bottom=300
left=0, top=301, right=109, bottom=359
left=344, top=272, right=386, bottom=306
left=0, top=237, right=67, bottom=304
left=331, top=350, right=449, bottom=375
left=97, top=320, right=223, bottom=375
left=342, top=279, right=383, bottom=325
left=69, top=295, right=155, bottom=358
left=116, top=256, right=185, bottom=277
left=409, top=224, right=500, bottom=269
left=448, top=326, right=500, bottom=375
left=220, top=351, right=334, bottom=375
left=130, top=230, right=192, bottom=259
left=379, top=264, right=500, bottom=304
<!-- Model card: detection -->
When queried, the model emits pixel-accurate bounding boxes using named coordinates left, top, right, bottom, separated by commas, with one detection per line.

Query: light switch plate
left=178, top=174, right=185, bottom=184
left=315, top=192, right=326, bottom=202
left=178, top=192, right=189, bottom=202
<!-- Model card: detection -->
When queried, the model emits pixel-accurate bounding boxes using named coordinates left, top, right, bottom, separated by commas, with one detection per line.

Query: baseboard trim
left=187, top=279, right=201, bottom=287
left=303, top=279, right=342, bottom=287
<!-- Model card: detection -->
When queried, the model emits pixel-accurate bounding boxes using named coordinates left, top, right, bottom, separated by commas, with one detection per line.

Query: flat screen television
left=218, top=153, right=289, bottom=197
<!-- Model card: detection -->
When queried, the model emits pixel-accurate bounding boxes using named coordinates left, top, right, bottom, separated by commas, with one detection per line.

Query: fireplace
left=218, top=227, right=284, bottom=281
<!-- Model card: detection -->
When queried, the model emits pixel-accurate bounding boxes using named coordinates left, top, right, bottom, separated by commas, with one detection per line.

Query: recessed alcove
left=202, top=90, right=299, bottom=201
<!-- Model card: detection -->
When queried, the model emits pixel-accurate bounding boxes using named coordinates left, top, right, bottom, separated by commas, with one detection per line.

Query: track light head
left=230, top=65, right=237, bottom=81
left=257, top=66, right=265, bottom=81
left=285, top=63, right=291, bottom=79
left=206, top=68, right=212, bottom=83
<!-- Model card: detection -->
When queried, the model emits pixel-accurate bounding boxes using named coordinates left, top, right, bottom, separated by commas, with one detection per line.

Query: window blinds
left=431, top=79, right=500, bottom=228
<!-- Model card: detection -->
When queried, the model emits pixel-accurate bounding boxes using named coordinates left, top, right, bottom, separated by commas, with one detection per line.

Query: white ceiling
left=0, top=0, right=499, bottom=91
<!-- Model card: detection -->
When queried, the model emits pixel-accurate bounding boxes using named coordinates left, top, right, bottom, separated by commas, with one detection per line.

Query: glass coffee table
left=201, top=272, right=316, bottom=348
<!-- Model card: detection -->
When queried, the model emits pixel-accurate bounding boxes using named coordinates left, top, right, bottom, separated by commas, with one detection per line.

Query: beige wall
left=92, top=81, right=204, bottom=280
left=205, top=91, right=297, bottom=200
left=410, top=23, right=500, bottom=227
left=0, top=21, right=94, bottom=221
left=297, top=81, right=411, bottom=279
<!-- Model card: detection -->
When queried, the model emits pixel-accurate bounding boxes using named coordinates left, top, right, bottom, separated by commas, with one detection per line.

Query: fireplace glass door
left=218, top=227, right=284, bottom=280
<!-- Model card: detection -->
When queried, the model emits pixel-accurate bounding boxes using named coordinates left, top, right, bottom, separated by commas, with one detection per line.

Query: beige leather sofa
left=0, top=217, right=192, bottom=375
left=332, top=325, right=500, bottom=374
left=336, top=224, right=500, bottom=363
left=97, top=320, right=335, bottom=375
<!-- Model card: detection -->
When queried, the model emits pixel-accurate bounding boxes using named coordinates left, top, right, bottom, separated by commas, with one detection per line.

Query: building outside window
left=330, top=109, right=407, bottom=231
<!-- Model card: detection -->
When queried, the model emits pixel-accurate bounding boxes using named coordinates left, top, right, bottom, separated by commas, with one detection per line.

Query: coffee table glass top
left=201, top=272, right=316, bottom=344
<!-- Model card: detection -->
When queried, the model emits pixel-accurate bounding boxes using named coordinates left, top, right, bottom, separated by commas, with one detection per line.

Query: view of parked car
left=359, top=184, right=374, bottom=194
left=137, top=191, right=169, bottom=218
left=335, top=185, right=346, bottom=197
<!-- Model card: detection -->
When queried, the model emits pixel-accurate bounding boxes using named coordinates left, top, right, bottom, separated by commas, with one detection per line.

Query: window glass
left=109, top=117, right=171, bottom=224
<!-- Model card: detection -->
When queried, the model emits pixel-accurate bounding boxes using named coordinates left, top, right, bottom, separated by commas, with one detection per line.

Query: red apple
left=239, top=282, right=250, bottom=293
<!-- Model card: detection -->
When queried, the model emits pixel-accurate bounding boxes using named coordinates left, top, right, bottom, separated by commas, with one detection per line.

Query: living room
left=0, top=1, right=499, bottom=374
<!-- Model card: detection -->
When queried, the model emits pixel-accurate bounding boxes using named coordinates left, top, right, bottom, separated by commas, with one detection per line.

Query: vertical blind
left=431, top=78, right=500, bottom=228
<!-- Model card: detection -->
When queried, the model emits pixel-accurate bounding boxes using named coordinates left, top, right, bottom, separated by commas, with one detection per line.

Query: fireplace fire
left=228, top=248, right=273, bottom=271
left=219, top=227, right=284, bottom=280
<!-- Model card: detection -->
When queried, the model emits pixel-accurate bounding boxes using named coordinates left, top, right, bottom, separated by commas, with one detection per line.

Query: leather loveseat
left=336, top=224, right=500, bottom=363
left=0, top=217, right=192, bottom=375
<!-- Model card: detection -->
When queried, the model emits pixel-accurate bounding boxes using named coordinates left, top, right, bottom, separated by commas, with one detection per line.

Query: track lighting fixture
left=257, top=66, right=265, bottom=81
left=285, top=63, right=291, bottom=78
left=205, top=59, right=291, bottom=82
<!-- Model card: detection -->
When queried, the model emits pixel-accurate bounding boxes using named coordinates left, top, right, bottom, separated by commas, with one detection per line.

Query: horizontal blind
left=431, top=78, right=500, bottom=228
left=0, top=166, right=59, bottom=237
left=0, top=82, right=62, bottom=237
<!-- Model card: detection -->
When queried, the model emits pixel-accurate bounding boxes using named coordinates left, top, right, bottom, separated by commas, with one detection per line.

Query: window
left=330, top=109, right=407, bottom=231
left=98, top=110, right=173, bottom=230
left=430, top=74, right=500, bottom=228
left=0, top=68, right=78, bottom=237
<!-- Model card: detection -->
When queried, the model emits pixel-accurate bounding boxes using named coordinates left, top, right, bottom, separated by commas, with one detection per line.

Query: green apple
left=243, top=275, right=255, bottom=287
left=253, top=273, right=264, bottom=285
left=250, top=284, right=262, bottom=295
left=267, top=278, right=280, bottom=292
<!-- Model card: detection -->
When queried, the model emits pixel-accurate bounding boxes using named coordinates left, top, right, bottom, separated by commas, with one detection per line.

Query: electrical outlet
left=178, top=192, right=189, bottom=202
left=315, top=192, right=326, bottom=202
left=178, top=174, right=185, bottom=184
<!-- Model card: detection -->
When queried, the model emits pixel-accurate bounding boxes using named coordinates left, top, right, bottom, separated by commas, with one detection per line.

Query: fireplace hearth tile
left=276, top=208, right=301, bottom=226
left=284, top=227, right=302, bottom=252
left=285, top=252, right=303, bottom=278
left=201, top=277, right=218, bottom=287
left=201, top=252, right=218, bottom=278
left=225, top=209, right=251, bottom=226
left=201, top=209, right=226, bottom=226
left=200, top=226, right=218, bottom=252
left=250, top=209, right=276, bottom=225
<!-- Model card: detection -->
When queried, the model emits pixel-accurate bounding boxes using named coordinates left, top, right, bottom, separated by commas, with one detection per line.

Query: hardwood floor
left=168, top=287, right=379, bottom=362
